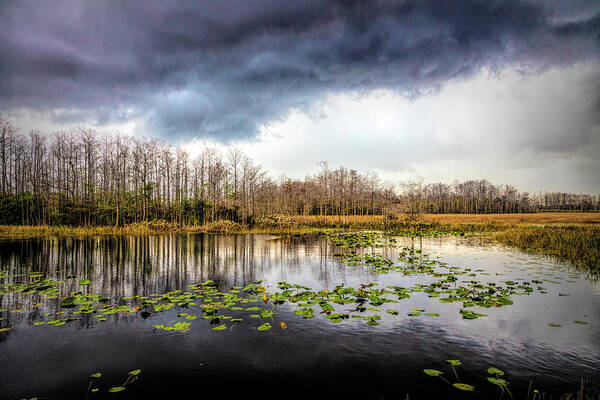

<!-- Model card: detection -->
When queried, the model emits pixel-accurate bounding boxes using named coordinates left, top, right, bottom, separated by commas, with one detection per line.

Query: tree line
left=1, top=115, right=598, bottom=226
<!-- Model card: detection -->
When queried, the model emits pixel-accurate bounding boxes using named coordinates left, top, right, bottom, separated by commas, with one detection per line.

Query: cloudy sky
left=1, top=0, right=599, bottom=192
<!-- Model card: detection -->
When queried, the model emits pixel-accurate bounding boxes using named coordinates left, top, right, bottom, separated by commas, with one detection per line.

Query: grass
left=286, top=213, right=600, bottom=270
left=420, top=212, right=600, bottom=225
left=0, top=222, right=185, bottom=239
left=0, top=221, right=331, bottom=238
left=290, top=212, right=600, bottom=226
left=1, top=212, right=598, bottom=270
left=0, top=224, right=137, bottom=239
left=496, top=225, right=600, bottom=270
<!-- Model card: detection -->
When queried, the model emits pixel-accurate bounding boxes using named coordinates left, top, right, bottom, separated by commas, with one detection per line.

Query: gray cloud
left=1, top=0, right=599, bottom=140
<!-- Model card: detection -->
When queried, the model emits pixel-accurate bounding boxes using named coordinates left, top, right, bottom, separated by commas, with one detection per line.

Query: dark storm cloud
left=1, top=0, right=599, bottom=140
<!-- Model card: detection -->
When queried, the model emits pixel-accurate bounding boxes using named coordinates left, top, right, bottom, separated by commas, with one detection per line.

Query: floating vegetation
left=459, top=309, right=488, bottom=320
left=21, top=369, right=143, bottom=399
left=2, top=266, right=544, bottom=332
left=487, top=367, right=512, bottom=398
left=423, top=369, right=444, bottom=377
left=452, top=383, right=475, bottom=391
left=0, top=231, right=576, bottom=339
left=424, top=359, right=519, bottom=398
left=212, top=324, right=227, bottom=331
left=0, top=230, right=596, bottom=400
left=423, top=358, right=475, bottom=392
left=325, top=231, right=397, bottom=248
left=257, top=322, right=272, bottom=331
left=153, top=321, right=191, bottom=332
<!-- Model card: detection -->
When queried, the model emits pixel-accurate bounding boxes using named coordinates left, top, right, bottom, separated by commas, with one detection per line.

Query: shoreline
left=0, top=213, right=598, bottom=271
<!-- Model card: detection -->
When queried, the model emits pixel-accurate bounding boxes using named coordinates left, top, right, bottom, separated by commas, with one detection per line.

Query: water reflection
left=0, top=233, right=598, bottom=400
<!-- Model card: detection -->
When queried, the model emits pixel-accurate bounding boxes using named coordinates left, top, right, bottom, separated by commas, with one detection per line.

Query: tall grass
left=291, top=212, right=600, bottom=225
left=1, top=212, right=598, bottom=271
left=496, top=225, right=600, bottom=270
left=0, top=221, right=180, bottom=239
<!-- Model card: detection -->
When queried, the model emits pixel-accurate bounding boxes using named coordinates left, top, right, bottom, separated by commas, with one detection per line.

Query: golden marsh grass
left=1, top=212, right=598, bottom=270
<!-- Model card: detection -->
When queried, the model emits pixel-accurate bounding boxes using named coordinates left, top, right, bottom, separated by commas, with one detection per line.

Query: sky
left=1, top=0, right=599, bottom=192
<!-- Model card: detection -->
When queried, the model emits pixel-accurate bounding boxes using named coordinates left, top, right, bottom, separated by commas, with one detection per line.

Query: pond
left=0, top=233, right=598, bottom=399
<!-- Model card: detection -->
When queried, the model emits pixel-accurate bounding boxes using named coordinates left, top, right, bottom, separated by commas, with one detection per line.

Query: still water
left=0, top=233, right=598, bottom=399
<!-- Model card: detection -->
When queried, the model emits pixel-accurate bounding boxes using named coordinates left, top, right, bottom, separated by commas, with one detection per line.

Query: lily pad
left=488, top=377, right=508, bottom=386
left=453, top=383, right=475, bottom=391
left=487, top=367, right=504, bottom=376
left=423, top=313, right=440, bottom=317
left=459, top=309, right=487, bottom=319
left=423, top=369, right=443, bottom=377
left=257, top=322, right=272, bottom=331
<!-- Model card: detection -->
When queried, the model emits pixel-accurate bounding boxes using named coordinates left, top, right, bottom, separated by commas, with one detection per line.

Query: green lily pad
left=459, top=309, right=487, bottom=319
left=487, top=367, right=504, bottom=376
left=453, top=383, right=475, bottom=391
left=423, top=369, right=443, bottom=377
left=488, top=377, right=508, bottom=386
left=59, top=297, right=76, bottom=308
left=423, top=313, right=440, bottom=317
left=257, top=322, right=272, bottom=331
left=294, top=308, right=315, bottom=318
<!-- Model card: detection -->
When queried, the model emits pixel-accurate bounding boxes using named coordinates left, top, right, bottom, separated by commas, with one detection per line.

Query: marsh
left=0, top=233, right=598, bottom=399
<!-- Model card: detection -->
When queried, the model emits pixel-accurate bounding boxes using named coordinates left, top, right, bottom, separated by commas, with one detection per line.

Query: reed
left=1, top=212, right=598, bottom=271
left=0, top=222, right=180, bottom=239
left=495, top=224, right=600, bottom=270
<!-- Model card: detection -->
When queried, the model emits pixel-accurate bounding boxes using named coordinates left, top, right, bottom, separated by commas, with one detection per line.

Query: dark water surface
left=0, top=233, right=598, bottom=399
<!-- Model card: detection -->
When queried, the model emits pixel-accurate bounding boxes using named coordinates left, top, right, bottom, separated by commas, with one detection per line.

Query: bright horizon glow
left=182, top=64, right=600, bottom=193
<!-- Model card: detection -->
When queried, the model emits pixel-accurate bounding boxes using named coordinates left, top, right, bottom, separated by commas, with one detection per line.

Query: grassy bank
left=496, top=225, right=600, bottom=270
left=0, top=224, right=141, bottom=239
left=0, top=220, right=333, bottom=239
left=1, top=212, right=599, bottom=270
left=285, top=214, right=600, bottom=269
left=290, top=212, right=600, bottom=226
